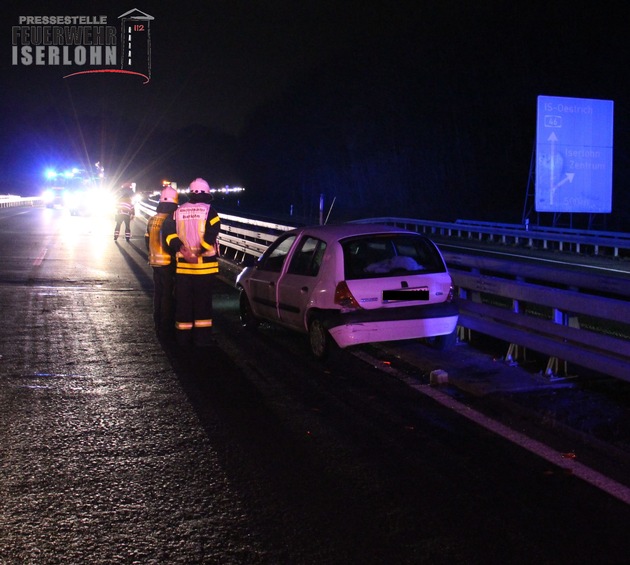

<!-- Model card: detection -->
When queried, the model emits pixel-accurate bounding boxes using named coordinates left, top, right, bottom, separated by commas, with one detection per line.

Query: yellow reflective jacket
left=145, top=212, right=173, bottom=267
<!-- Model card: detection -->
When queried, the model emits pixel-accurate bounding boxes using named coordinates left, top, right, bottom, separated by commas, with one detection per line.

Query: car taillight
left=334, top=281, right=362, bottom=310
left=446, top=285, right=455, bottom=302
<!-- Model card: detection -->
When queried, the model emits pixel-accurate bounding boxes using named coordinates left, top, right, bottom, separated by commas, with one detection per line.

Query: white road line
left=444, top=243, right=630, bottom=274
left=353, top=350, right=630, bottom=506
left=33, top=247, right=48, bottom=266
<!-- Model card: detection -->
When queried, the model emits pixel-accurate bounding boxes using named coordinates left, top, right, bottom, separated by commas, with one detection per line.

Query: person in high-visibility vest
left=145, top=185, right=179, bottom=339
left=114, top=187, right=135, bottom=242
left=162, top=178, right=220, bottom=348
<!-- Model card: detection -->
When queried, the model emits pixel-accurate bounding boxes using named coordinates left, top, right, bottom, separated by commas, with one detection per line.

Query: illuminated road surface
left=1, top=206, right=629, bottom=564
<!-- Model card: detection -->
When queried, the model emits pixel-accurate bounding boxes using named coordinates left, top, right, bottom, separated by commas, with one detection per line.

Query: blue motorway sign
left=535, top=95, right=614, bottom=213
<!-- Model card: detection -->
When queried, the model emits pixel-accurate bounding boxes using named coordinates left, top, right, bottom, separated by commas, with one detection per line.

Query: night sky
left=3, top=1, right=629, bottom=227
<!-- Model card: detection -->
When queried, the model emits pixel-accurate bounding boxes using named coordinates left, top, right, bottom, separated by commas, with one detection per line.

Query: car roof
left=287, top=223, right=422, bottom=240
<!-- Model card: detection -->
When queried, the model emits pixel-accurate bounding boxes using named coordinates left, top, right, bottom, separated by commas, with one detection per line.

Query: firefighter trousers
left=152, top=264, right=176, bottom=338
left=114, top=213, right=132, bottom=241
left=174, top=273, right=215, bottom=347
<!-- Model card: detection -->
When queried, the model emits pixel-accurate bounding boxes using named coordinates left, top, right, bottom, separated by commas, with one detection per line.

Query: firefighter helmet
left=160, top=186, right=179, bottom=204
left=189, top=178, right=211, bottom=194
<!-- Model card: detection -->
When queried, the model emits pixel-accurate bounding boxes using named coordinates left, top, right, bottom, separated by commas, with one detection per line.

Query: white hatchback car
left=235, top=223, right=459, bottom=358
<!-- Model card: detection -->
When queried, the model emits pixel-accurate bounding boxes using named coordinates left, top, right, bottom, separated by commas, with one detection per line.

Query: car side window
left=257, top=235, right=297, bottom=272
left=287, top=236, right=326, bottom=277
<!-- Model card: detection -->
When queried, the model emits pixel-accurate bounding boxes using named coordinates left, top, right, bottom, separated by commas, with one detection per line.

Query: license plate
left=383, top=288, right=429, bottom=301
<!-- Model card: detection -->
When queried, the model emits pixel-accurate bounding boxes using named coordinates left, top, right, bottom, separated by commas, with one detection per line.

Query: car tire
left=308, top=316, right=332, bottom=359
left=426, top=328, right=457, bottom=351
left=239, top=291, right=259, bottom=330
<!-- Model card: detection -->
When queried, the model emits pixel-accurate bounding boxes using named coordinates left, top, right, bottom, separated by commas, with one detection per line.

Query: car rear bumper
left=324, top=302, right=459, bottom=348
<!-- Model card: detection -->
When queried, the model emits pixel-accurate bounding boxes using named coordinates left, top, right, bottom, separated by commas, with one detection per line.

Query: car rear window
left=342, top=234, right=446, bottom=280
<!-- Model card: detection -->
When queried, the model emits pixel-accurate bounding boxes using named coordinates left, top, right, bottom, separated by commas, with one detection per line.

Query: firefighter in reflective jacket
left=145, top=185, right=179, bottom=339
left=162, top=178, right=220, bottom=347
left=114, top=187, right=135, bottom=242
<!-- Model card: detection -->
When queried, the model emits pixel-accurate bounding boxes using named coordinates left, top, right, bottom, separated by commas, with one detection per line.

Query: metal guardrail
left=445, top=253, right=630, bottom=381
left=136, top=199, right=293, bottom=260
left=137, top=201, right=630, bottom=382
left=0, top=195, right=38, bottom=208
left=352, top=217, right=630, bottom=258
left=135, top=197, right=160, bottom=220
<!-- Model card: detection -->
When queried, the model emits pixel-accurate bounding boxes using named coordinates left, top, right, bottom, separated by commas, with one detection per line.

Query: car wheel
left=239, top=291, right=259, bottom=330
left=426, top=328, right=457, bottom=351
left=308, top=317, right=331, bottom=359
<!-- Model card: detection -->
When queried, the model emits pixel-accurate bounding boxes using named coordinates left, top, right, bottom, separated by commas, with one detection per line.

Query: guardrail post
left=457, top=324, right=471, bottom=342
left=543, top=308, right=580, bottom=379
left=504, top=297, right=527, bottom=365
left=544, top=357, right=576, bottom=380
left=505, top=343, right=527, bottom=365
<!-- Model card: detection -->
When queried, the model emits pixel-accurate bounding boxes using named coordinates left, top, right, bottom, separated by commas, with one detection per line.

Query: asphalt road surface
left=1, top=206, right=630, bottom=564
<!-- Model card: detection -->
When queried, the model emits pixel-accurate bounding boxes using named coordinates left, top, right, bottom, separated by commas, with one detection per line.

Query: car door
left=246, top=234, right=297, bottom=322
left=276, top=236, right=327, bottom=330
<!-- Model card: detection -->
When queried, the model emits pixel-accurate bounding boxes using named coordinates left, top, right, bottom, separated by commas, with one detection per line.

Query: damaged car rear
left=236, top=223, right=459, bottom=358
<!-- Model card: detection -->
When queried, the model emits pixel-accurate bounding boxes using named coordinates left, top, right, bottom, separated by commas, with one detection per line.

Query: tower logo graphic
left=11, top=7, right=155, bottom=85
left=118, top=8, right=154, bottom=83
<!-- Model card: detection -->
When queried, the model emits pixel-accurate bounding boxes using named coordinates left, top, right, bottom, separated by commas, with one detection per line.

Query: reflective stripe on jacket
left=174, top=257, right=219, bottom=276
left=117, top=200, right=135, bottom=216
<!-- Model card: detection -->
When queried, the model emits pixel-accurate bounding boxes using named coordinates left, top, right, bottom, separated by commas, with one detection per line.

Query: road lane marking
left=443, top=243, right=630, bottom=274
left=353, top=350, right=630, bottom=506
left=33, top=247, right=48, bottom=266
